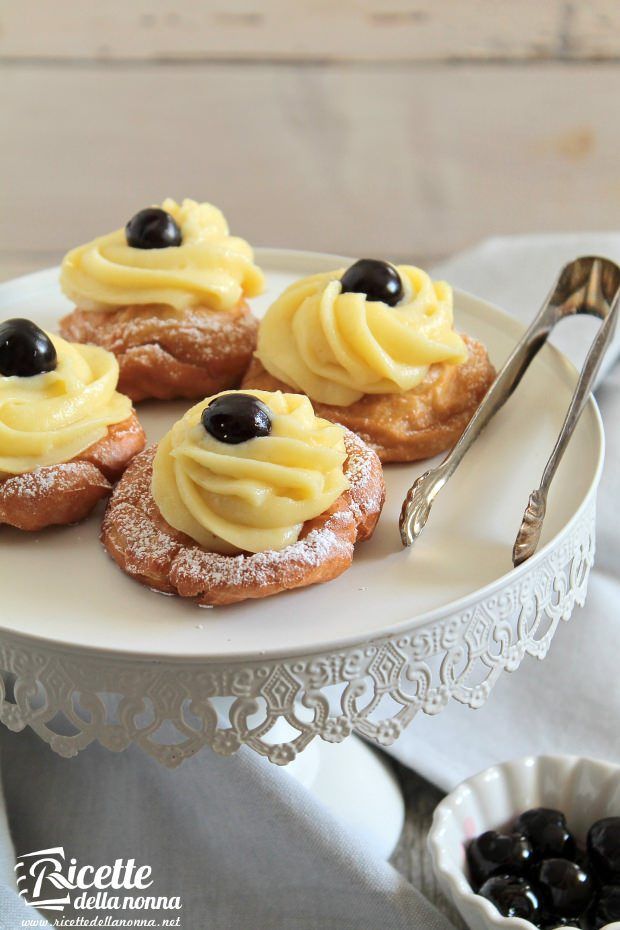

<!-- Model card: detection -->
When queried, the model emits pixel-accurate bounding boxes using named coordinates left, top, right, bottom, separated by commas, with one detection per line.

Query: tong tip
left=512, top=489, right=546, bottom=567
left=399, top=470, right=435, bottom=547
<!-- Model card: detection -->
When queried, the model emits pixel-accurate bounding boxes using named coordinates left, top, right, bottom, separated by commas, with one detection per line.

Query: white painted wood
left=1, top=1, right=620, bottom=62
left=1, top=62, right=618, bottom=266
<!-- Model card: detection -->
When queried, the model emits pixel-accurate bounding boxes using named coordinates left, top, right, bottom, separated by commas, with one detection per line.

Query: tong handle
left=441, top=256, right=620, bottom=482
left=541, top=297, right=618, bottom=494
left=512, top=258, right=620, bottom=564
left=400, top=256, right=620, bottom=549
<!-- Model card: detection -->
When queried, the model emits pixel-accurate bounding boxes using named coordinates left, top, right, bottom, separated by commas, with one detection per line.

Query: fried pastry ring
left=60, top=302, right=259, bottom=403
left=101, top=429, right=385, bottom=606
left=0, top=412, right=145, bottom=532
left=242, top=335, right=495, bottom=463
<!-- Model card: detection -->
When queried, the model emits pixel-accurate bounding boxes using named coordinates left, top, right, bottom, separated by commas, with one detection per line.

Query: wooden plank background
left=3, top=1, right=620, bottom=62
left=1, top=1, right=619, bottom=281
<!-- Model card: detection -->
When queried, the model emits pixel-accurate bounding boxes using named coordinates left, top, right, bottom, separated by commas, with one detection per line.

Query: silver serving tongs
left=399, top=256, right=620, bottom=566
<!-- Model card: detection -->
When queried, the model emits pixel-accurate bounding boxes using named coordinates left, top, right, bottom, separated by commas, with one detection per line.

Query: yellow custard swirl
left=256, top=266, right=468, bottom=406
left=152, top=390, right=350, bottom=554
left=0, top=334, right=132, bottom=475
left=60, top=198, right=265, bottom=312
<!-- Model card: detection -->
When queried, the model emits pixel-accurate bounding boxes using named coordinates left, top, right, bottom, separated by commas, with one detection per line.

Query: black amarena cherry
left=340, top=259, right=404, bottom=306
left=469, top=808, right=620, bottom=928
left=125, top=207, right=182, bottom=249
left=202, top=393, right=272, bottom=444
left=467, top=830, right=534, bottom=887
left=0, top=318, right=57, bottom=377
left=588, top=884, right=620, bottom=929
left=536, top=857, right=595, bottom=919
left=539, top=917, right=575, bottom=928
left=588, top=817, right=620, bottom=882
left=478, top=874, right=542, bottom=922
left=515, top=807, right=576, bottom=861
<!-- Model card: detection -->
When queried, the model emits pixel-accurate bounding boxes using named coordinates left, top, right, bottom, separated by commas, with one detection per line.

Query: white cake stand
left=0, top=250, right=603, bottom=858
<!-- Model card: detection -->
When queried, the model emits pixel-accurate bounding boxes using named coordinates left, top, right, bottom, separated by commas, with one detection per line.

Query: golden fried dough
left=0, top=412, right=146, bottom=531
left=242, top=335, right=495, bottom=463
left=60, top=302, right=259, bottom=403
left=101, top=430, right=385, bottom=606
left=79, top=411, right=146, bottom=482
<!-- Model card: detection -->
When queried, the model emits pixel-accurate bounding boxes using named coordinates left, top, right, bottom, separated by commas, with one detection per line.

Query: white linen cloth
left=433, top=233, right=620, bottom=384
left=0, top=731, right=453, bottom=930
left=1, top=233, right=620, bottom=930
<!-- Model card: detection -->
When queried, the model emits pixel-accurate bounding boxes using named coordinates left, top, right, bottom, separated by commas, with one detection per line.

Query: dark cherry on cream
left=340, top=259, right=404, bottom=307
left=125, top=207, right=182, bottom=249
left=0, top=318, right=57, bottom=377
left=202, top=393, right=272, bottom=445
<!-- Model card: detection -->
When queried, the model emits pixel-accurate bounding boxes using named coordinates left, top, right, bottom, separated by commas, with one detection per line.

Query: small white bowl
left=428, top=755, right=620, bottom=930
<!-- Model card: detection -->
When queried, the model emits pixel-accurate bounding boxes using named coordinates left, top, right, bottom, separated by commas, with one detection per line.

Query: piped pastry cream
left=243, top=259, right=496, bottom=463
left=102, top=389, right=385, bottom=605
left=60, top=198, right=265, bottom=313
left=59, top=199, right=265, bottom=403
left=0, top=333, right=132, bottom=476
left=255, top=265, right=468, bottom=406
left=0, top=318, right=145, bottom=532
left=151, top=390, right=350, bottom=554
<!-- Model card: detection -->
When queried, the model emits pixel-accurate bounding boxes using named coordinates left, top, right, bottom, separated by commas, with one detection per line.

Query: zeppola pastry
left=59, top=198, right=264, bottom=402
left=0, top=318, right=145, bottom=531
left=242, top=259, right=496, bottom=462
left=102, top=389, right=385, bottom=605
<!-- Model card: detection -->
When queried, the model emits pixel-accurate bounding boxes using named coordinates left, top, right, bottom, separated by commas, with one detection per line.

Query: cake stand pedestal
left=284, top=733, right=405, bottom=858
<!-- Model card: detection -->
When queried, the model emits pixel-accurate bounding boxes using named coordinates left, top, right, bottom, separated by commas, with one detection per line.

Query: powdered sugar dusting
left=0, top=461, right=110, bottom=530
left=102, top=430, right=384, bottom=606
left=2, top=466, right=58, bottom=499
left=63, top=304, right=258, bottom=368
left=172, top=524, right=352, bottom=597
left=0, top=462, right=107, bottom=501
left=341, top=428, right=385, bottom=529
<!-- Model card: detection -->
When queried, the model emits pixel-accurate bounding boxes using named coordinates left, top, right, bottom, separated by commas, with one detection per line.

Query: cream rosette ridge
left=60, top=198, right=265, bottom=313
left=0, top=334, right=132, bottom=476
left=256, top=266, right=468, bottom=406
left=151, top=391, right=350, bottom=554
